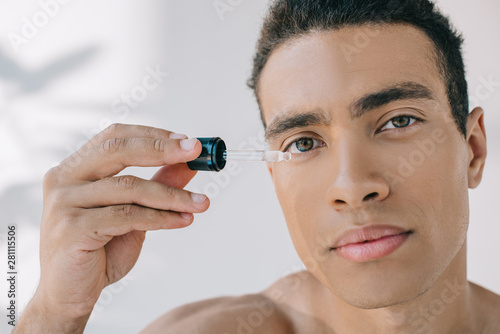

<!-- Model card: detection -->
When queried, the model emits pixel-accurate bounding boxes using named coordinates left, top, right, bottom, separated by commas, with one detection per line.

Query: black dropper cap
left=187, top=137, right=227, bottom=172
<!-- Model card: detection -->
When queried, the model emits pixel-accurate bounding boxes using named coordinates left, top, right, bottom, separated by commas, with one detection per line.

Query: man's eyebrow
left=265, top=110, right=331, bottom=142
left=350, top=81, right=436, bottom=119
left=265, top=81, right=436, bottom=143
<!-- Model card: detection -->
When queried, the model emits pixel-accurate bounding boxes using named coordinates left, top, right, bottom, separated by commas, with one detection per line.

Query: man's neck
left=314, top=242, right=479, bottom=333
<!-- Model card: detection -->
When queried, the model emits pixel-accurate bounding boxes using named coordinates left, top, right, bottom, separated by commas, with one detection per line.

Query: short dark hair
left=247, top=0, right=469, bottom=138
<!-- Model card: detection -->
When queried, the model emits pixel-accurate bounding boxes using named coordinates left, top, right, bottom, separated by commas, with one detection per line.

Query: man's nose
left=325, top=138, right=390, bottom=211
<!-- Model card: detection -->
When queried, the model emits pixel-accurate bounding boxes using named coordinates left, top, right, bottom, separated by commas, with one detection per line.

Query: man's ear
left=466, top=107, right=487, bottom=189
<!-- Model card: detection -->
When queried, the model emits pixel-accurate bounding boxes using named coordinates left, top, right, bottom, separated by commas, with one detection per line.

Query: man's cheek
left=381, top=137, right=448, bottom=189
left=275, top=180, right=315, bottom=227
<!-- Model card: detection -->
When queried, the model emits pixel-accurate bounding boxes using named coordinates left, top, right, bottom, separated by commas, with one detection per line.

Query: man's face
left=260, top=24, right=472, bottom=308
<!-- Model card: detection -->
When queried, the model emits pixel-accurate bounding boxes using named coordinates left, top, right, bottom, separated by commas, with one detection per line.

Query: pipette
left=186, top=137, right=291, bottom=172
left=223, top=150, right=291, bottom=162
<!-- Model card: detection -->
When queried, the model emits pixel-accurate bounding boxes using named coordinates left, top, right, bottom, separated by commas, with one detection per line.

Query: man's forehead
left=259, top=23, right=445, bottom=126
left=261, top=23, right=439, bottom=77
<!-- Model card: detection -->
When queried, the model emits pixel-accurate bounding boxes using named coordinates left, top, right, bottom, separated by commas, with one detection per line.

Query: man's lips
left=329, top=225, right=413, bottom=262
left=330, top=224, right=413, bottom=250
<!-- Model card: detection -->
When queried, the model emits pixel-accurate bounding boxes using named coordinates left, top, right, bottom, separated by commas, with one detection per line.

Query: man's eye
left=284, top=137, right=324, bottom=154
left=379, top=115, right=422, bottom=132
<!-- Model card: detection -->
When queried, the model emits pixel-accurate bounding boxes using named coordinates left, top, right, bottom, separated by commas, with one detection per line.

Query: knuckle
left=104, top=123, right=125, bottom=134
left=152, top=138, right=167, bottom=154
left=88, top=123, right=123, bottom=145
left=116, top=175, right=140, bottom=190
left=43, top=166, right=61, bottom=189
left=98, top=137, right=126, bottom=156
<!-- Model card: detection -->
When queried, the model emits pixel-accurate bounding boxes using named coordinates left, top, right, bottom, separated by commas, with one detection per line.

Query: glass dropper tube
left=223, top=150, right=291, bottom=162
left=186, top=137, right=292, bottom=172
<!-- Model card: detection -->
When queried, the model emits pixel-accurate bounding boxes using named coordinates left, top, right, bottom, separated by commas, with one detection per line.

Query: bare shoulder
left=261, top=270, right=337, bottom=331
left=140, top=292, right=293, bottom=334
left=261, top=269, right=318, bottom=306
left=469, top=281, right=500, bottom=332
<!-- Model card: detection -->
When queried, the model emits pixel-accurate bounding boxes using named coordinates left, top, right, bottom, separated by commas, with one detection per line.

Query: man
left=15, top=0, right=499, bottom=333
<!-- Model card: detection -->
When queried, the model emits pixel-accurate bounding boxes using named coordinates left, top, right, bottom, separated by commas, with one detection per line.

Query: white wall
left=0, top=1, right=498, bottom=333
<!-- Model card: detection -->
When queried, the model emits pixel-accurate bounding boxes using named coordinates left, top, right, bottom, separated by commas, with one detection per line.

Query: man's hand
left=15, top=124, right=209, bottom=333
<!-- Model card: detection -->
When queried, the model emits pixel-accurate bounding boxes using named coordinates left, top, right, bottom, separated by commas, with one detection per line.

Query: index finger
left=78, top=123, right=187, bottom=154
left=61, top=136, right=202, bottom=181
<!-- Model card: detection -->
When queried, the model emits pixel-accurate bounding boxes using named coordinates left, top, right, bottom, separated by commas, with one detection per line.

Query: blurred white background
left=0, top=0, right=498, bottom=333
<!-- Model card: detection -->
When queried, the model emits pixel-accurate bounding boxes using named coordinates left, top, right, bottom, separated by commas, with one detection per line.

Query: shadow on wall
left=0, top=45, right=99, bottom=94
left=0, top=45, right=100, bottom=226
left=0, top=182, right=43, bottom=228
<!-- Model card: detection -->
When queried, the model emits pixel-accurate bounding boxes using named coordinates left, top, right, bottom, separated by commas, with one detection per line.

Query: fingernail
left=180, top=212, right=193, bottom=220
left=191, top=192, right=207, bottom=204
left=170, top=133, right=187, bottom=139
left=180, top=138, right=197, bottom=151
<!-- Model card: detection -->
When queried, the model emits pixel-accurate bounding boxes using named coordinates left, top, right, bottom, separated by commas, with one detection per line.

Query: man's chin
left=319, top=269, right=433, bottom=310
